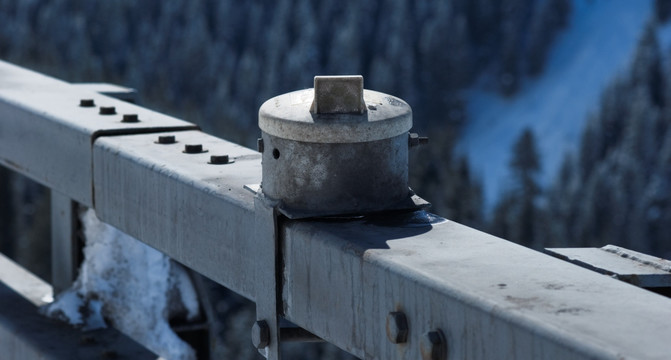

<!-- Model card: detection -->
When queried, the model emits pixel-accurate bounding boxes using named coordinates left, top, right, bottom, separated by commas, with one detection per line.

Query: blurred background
left=1, top=0, right=670, bottom=358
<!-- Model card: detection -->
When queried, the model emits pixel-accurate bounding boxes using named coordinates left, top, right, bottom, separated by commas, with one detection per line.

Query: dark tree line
left=490, top=128, right=544, bottom=248
left=0, top=0, right=572, bottom=247
left=0, top=1, right=574, bottom=358
left=547, top=21, right=671, bottom=257
left=0, top=0, right=572, bottom=140
left=490, top=18, right=671, bottom=260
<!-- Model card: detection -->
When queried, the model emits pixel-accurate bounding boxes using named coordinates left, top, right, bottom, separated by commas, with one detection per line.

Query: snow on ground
left=459, top=0, right=653, bottom=211
left=43, top=209, right=200, bottom=360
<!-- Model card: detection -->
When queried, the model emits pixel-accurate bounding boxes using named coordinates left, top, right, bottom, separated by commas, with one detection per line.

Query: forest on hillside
left=490, top=19, right=671, bottom=260
left=2, top=0, right=671, bottom=358
left=0, top=0, right=573, bottom=273
left=2, top=0, right=671, bottom=281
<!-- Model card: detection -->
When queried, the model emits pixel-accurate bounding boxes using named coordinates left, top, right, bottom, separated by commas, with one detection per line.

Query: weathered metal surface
left=3, top=61, right=671, bottom=359
left=71, top=82, right=138, bottom=103
left=259, top=76, right=416, bottom=217
left=0, top=252, right=53, bottom=308
left=0, top=60, right=197, bottom=206
left=282, top=213, right=671, bottom=359
left=261, top=133, right=411, bottom=218
left=0, top=253, right=156, bottom=359
left=253, top=195, right=282, bottom=359
left=310, top=75, right=366, bottom=114
left=93, top=130, right=262, bottom=300
left=279, top=326, right=323, bottom=343
left=546, top=245, right=671, bottom=288
left=258, top=88, right=411, bottom=143
left=50, top=191, right=79, bottom=294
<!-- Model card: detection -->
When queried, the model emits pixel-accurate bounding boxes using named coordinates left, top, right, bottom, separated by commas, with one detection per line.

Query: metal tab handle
left=310, top=75, right=366, bottom=115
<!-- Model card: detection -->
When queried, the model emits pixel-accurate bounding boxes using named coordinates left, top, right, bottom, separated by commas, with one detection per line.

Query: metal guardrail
left=1, top=60, right=671, bottom=359
left=0, top=252, right=156, bottom=359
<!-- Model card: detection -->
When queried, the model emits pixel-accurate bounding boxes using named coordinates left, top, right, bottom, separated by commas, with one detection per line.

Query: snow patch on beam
left=44, top=209, right=200, bottom=360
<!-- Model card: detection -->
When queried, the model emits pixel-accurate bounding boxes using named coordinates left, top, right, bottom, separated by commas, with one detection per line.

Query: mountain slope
left=459, top=0, right=653, bottom=209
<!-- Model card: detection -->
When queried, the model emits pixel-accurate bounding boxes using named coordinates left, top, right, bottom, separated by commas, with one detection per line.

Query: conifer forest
left=1, top=0, right=670, bottom=358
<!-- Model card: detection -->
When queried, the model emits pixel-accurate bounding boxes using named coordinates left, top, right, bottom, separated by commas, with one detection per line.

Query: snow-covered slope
left=459, top=0, right=653, bottom=210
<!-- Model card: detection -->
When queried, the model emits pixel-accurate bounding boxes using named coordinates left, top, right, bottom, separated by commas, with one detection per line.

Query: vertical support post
left=253, top=194, right=282, bottom=360
left=50, top=191, right=78, bottom=294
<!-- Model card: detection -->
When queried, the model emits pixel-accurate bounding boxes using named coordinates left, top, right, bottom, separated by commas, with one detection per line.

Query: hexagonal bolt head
left=183, top=144, right=204, bottom=154
left=99, top=106, right=116, bottom=115
left=121, top=114, right=139, bottom=123
left=386, top=311, right=409, bottom=344
left=251, top=320, right=270, bottom=349
left=420, top=329, right=447, bottom=360
left=157, top=135, right=176, bottom=144
left=79, top=99, right=95, bottom=107
left=209, top=155, right=230, bottom=165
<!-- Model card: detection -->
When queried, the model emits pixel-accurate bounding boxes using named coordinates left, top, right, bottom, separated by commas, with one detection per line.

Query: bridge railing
left=1, top=60, right=670, bottom=360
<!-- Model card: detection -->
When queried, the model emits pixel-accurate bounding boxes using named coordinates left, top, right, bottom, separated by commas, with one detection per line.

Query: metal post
left=253, top=195, right=282, bottom=359
left=50, top=191, right=78, bottom=294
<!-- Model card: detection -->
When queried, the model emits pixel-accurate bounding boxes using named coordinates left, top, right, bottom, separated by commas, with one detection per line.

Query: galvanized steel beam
left=92, top=130, right=262, bottom=300
left=50, top=191, right=79, bottom=294
left=282, top=217, right=671, bottom=359
left=71, top=83, right=138, bottom=103
left=0, top=60, right=197, bottom=206
left=91, top=130, right=671, bottom=359
left=0, top=253, right=157, bottom=359
left=1, top=61, right=671, bottom=359
left=546, top=245, right=671, bottom=288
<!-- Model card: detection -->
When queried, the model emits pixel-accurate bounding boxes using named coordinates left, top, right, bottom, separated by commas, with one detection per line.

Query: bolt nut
left=156, top=135, right=176, bottom=144
left=121, top=114, right=139, bottom=123
left=183, top=144, right=205, bottom=154
left=80, top=99, right=95, bottom=107
left=251, top=320, right=270, bottom=349
left=99, top=106, right=116, bottom=115
left=209, top=155, right=230, bottom=164
left=386, top=311, right=408, bottom=344
left=420, top=330, right=447, bottom=360
left=409, top=133, right=429, bottom=147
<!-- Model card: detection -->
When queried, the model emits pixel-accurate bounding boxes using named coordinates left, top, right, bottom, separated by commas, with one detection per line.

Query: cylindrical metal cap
left=258, top=75, right=424, bottom=218
left=259, top=76, right=412, bottom=144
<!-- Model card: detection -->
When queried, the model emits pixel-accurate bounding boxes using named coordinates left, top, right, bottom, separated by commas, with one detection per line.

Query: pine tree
left=490, top=128, right=543, bottom=248
left=544, top=20, right=671, bottom=256
left=631, top=22, right=664, bottom=107
left=655, top=0, right=671, bottom=23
